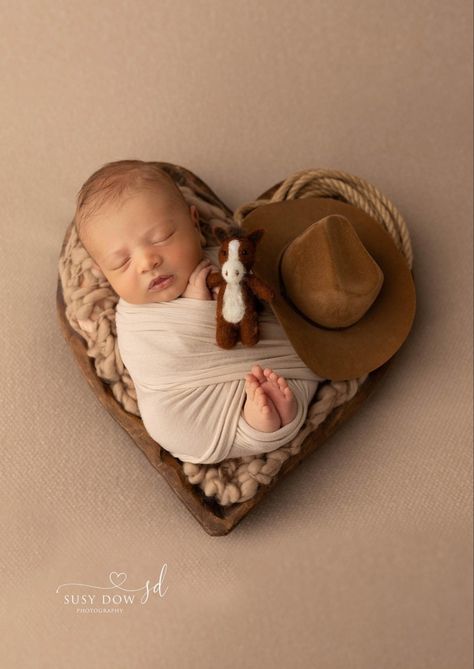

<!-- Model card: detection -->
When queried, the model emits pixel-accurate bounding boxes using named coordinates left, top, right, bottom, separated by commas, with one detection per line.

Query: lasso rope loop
left=234, top=168, right=413, bottom=269
left=59, top=167, right=413, bottom=507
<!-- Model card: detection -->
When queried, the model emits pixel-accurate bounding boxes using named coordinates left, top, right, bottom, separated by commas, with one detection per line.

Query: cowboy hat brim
left=241, top=197, right=416, bottom=381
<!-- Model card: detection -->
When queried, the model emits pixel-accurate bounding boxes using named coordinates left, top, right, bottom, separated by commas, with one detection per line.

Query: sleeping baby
left=75, top=160, right=323, bottom=464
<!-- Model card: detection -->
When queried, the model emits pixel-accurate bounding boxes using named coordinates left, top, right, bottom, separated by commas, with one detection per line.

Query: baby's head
left=75, top=160, right=204, bottom=304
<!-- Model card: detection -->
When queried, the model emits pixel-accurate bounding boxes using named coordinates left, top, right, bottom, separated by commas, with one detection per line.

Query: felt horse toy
left=206, top=229, right=275, bottom=349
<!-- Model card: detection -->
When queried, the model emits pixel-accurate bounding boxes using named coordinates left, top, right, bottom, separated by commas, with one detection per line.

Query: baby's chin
left=110, top=276, right=185, bottom=304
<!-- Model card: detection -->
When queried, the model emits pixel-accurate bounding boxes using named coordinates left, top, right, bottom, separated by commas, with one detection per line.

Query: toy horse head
left=218, top=229, right=264, bottom=285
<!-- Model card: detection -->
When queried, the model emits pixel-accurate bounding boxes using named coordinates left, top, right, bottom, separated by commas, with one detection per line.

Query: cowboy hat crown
left=280, top=214, right=385, bottom=329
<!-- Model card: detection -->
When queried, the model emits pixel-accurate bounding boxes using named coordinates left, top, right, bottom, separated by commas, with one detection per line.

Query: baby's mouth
left=148, top=275, right=173, bottom=290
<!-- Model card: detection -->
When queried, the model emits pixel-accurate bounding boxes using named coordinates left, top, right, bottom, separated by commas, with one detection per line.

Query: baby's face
left=83, top=188, right=203, bottom=304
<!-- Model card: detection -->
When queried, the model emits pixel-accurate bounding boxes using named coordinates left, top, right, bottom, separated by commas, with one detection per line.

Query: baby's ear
left=190, top=204, right=200, bottom=228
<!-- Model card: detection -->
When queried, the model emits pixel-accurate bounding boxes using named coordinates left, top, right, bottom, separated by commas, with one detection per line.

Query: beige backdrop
left=1, top=1, right=472, bottom=667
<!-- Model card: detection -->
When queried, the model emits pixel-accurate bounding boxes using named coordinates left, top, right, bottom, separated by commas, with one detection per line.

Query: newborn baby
left=75, top=160, right=322, bottom=463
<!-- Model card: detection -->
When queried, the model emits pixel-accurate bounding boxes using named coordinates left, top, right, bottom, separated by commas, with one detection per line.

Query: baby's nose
left=140, top=250, right=161, bottom=271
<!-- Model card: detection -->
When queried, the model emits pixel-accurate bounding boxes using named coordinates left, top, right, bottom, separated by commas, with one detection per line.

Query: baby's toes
left=263, top=367, right=276, bottom=381
left=251, top=365, right=265, bottom=383
left=277, top=375, right=288, bottom=391
left=283, top=385, right=294, bottom=401
left=268, top=371, right=280, bottom=388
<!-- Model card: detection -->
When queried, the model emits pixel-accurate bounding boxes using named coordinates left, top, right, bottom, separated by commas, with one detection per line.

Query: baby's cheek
left=115, top=274, right=136, bottom=300
left=104, top=273, right=118, bottom=292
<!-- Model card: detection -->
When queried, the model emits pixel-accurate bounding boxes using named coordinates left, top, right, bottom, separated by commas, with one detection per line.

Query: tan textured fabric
left=1, top=2, right=472, bottom=668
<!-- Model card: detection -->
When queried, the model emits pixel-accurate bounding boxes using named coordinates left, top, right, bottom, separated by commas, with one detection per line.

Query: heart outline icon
left=109, top=572, right=127, bottom=587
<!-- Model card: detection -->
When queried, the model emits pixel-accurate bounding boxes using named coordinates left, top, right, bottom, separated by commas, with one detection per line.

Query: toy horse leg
left=239, top=312, right=259, bottom=347
left=216, top=320, right=240, bottom=349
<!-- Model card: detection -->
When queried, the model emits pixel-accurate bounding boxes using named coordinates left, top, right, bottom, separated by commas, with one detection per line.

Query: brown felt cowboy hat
left=241, top=197, right=416, bottom=381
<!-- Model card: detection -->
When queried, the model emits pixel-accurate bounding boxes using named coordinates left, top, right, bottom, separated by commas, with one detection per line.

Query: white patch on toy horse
left=222, top=239, right=246, bottom=323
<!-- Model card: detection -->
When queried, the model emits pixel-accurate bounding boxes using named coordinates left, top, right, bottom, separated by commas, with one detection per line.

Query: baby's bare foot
left=242, top=373, right=281, bottom=432
left=251, top=365, right=297, bottom=426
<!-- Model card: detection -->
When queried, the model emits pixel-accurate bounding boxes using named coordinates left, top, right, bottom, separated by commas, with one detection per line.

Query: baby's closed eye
left=152, top=231, right=175, bottom=244
left=111, top=258, right=130, bottom=270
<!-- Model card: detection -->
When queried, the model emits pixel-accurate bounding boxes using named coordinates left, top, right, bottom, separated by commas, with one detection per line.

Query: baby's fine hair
left=74, top=159, right=187, bottom=244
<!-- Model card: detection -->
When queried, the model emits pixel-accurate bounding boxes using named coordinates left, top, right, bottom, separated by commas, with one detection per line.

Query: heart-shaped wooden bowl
left=57, top=163, right=401, bottom=536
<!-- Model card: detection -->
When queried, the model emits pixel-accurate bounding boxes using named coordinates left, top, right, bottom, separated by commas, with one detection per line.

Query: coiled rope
left=234, top=168, right=413, bottom=268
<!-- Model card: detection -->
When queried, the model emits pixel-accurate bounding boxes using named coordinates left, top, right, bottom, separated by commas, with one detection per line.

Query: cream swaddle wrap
left=115, top=247, right=323, bottom=464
